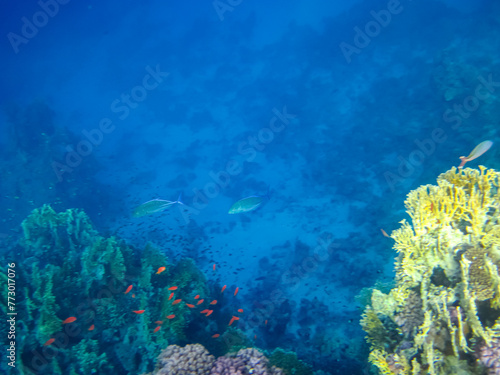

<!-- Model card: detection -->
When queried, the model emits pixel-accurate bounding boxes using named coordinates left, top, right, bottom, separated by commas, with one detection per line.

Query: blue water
left=1, top=0, right=498, bottom=374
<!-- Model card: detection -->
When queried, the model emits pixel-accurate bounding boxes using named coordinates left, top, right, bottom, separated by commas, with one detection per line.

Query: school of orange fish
left=43, top=263, right=252, bottom=347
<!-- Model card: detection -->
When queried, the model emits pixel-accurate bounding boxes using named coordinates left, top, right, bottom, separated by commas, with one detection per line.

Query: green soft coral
left=68, top=339, right=110, bottom=374
left=6, top=205, right=213, bottom=373
left=363, top=167, right=500, bottom=374
left=268, top=348, right=313, bottom=375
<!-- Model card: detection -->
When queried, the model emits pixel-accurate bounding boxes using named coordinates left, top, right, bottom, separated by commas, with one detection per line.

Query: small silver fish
left=133, top=195, right=183, bottom=218
left=228, top=195, right=267, bottom=214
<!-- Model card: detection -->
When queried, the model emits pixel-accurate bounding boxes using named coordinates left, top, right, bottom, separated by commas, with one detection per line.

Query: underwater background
left=1, top=0, right=500, bottom=374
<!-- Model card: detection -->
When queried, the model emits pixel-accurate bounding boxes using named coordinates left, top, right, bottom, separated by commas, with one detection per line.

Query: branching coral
left=362, top=167, right=500, bottom=374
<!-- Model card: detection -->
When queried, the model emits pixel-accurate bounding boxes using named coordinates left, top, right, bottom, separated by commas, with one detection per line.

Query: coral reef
left=4, top=205, right=213, bottom=374
left=268, top=348, right=313, bottom=375
left=154, top=344, right=214, bottom=375
left=147, top=344, right=285, bottom=375
left=476, top=338, right=500, bottom=375
left=362, top=167, right=500, bottom=374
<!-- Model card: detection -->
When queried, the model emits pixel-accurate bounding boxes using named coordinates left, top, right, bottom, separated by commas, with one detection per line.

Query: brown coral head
left=475, top=338, right=500, bottom=374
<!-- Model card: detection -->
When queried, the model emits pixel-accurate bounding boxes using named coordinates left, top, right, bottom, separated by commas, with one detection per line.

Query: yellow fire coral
left=362, top=166, right=500, bottom=374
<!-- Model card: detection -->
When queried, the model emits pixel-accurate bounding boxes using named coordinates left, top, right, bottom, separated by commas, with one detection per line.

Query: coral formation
left=268, top=348, right=313, bottom=375
left=4, top=205, right=213, bottom=374
left=147, top=344, right=285, bottom=375
left=362, top=167, right=500, bottom=374
left=476, top=338, right=500, bottom=375
left=153, top=344, right=215, bottom=374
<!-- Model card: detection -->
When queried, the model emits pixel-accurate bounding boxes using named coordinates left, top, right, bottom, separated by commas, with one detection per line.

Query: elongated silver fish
left=133, top=195, right=183, bottom=218
left=228, top=195, right=267, bottom=214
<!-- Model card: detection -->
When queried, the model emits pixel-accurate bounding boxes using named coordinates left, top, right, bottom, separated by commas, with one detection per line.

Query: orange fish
left=238, top=309, right=244, bottom=313
left=228, top=316, right=239, bottom=326
left=172, top=299, right=182, bottom=305
left=221, top=285, right=226, bottom=293
left=168, top=286, right=178, bottom=291
left=155, top=321, right=163, bottom=325
left=88, top=324, right=95, bottom=331
left=210, top=300, right=217, bottom=305
left=62, top=317, right=77, bottom=324
left=200, top=309, right=210, bottom=314
left=265, top=320, right=268, bottom=326
left=168, top=292, right=174, bottom=301
left=156, top=267, right=166, bottom=274
left=212, top=333, right=220, bottom=338
left=206, top=310, right=213, bottom=317
left=166, top=314, right=175, bottom=319
left=194, top=295, right=200, bottom=299
left=197, top=299, right=204, bottom=305
left=234, top=287, right=239, bottom=296
left=43, top=338, right=55, bottom=346
left=186, top=304, right=195, bottom=308
left=132, top=294, right=136, bottom=298
left=124, top=285, right=133, bottom=294
left=380, top=228, right=390, bottom=238
left=213, top=263, right=216, bottom=271
left=133, top=310, right=145, bottom=314
left=154, top=326, right=161, bottom=333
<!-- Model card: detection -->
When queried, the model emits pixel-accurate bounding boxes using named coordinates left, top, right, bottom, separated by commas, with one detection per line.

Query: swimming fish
left=155, top=321, right=163, bottom=325
left=186, top=304, right=195, bottom=308
left=234, top=287, right=239, bottom=296
left=168, top=286, right=178, bottom=291
left=206, top=310, right=213, bottom=317
left=228, top=316, right=240, bottom=326
left=197, top=299, right=204, bottom=305
left=221, top=285, right=226, bottom=293
left=88, top=324, right=95, bottom=331
left=458, top=140, right=493, bottom=168
left=212, top=333, right=220, bottom=338
left=168, top=293, right=174, bottom=300
left=124, top=285, right=133, bottom=294
left=380, top=229, right=390, bottom=238
left=154, top=326, right=161, bottom=333
left=194, top=295, right=200, bottom=299
left=132, top=194, right=184, bottom=218
left=133, top=310, right=145, bottom=314
left=228, top=194, right=268, bottom=214
left=166, top=314, right=175, bottom=319
left=210, top=300, right=217, bottom=305
left=172, top=299, right=182, bottom=305
left=213, top=263, right=216, bottom=271
left=44, top=338, right=55, bottom=346
left=157, top=267, right=166, bottom=274
left=200, top=309, right=210, bottom=314
left=237, top=309, right=244, bottom=313
left=62, top=317, right=77, bottom=324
